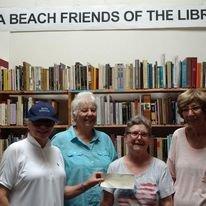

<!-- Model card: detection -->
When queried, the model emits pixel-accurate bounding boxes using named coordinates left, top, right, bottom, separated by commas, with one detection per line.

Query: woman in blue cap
left=0, top=101, right=103, bottom=206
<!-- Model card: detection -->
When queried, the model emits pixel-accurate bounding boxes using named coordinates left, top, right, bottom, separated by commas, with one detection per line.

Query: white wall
left=1, top=0, right=206, bottom=68
left=0, top=31, right=9, bottom=61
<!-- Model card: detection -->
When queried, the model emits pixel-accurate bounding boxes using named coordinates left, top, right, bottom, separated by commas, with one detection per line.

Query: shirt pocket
left=95, top=151, right=111, bottom=170
left=66, top=151, right=85, bottom=167
left=67, top=151, right=83, bottom=157
left=97, top=151, right=110, bottom=159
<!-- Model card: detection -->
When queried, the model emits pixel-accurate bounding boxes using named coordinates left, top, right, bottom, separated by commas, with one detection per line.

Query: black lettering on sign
left=0, top=14, right=5, bottom=24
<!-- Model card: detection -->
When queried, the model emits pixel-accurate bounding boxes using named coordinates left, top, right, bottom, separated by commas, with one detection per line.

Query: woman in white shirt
left=102, top=115, right=174, bottom=206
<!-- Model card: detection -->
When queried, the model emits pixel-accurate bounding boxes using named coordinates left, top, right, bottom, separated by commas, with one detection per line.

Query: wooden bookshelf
left=0, top=91, right=70, bottom=144
left=1, top=56, right=205, bottom=160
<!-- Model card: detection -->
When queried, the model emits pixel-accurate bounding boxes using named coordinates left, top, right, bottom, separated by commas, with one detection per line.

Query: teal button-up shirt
left=52, top=126, right=117, bottom=206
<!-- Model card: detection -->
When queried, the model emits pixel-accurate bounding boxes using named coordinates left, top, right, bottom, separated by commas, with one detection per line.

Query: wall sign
left=0, top=5, right=206, bottom=31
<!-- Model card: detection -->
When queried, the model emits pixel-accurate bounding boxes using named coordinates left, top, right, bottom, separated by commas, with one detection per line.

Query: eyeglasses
left=32, top=120, right=55, bottom=127
left=127, top=131, right=149, bottom=138
left=182, top=105, right=202, bottom=113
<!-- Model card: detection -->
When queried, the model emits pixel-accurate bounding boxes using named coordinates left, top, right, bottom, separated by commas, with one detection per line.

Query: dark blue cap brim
left=28, top=116, right=58, bottom=122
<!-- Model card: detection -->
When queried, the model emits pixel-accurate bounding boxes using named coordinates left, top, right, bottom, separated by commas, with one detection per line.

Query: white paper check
left=100, top=173, right=135, bottom=189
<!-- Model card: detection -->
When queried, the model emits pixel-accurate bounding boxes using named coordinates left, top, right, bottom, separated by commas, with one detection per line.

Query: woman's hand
left=85, top=172, right=104, bottom=188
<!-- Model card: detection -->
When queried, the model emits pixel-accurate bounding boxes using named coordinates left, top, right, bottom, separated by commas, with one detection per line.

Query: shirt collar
left=27, top=133, right=51, bottom=148
left=69, top=125, right=100, bottom=143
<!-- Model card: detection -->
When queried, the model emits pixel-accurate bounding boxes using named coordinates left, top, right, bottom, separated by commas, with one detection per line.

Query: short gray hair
left=125, top=115, right=152, bottom=137
left=71, top=91, right=97, bottom=119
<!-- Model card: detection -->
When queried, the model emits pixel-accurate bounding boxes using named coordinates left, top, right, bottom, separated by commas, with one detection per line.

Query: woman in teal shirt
left=52, top=91, right=117, bottom=206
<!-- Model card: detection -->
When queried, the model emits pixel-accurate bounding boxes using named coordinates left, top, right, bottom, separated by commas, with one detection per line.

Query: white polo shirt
left=0, top=134, right=66, bottom=206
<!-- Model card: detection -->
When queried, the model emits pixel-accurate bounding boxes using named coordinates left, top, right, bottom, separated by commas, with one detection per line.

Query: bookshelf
left=1, top=57, right=204, bottom=161
left=70, top=88, right=185, bottom=132
left=69, top=88, right=185, bottom=161
left=0, top=88, right=184, bottom=161
left=0, top=91, right=69, bottom=148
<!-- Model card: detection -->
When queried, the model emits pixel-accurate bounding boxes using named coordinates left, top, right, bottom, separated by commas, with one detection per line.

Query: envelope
left=100, top=173, right=135, bottom=189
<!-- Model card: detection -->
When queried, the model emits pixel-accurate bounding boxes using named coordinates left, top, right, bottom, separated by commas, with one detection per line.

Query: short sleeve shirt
left=52, top=126, right=117, bottom=206
left=167, top=127, right=206, bottom=206
left=104, top=157, right=174, bottom=206
left=0, top=134, right=66, bottom=206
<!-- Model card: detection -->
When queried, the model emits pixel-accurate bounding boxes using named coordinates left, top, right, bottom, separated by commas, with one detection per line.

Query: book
left=2, top=68, right=8, bottom=90
left=165, top=61, right=173, bottom=88
left=134, top=59, right=140, bottom=89
left=22, top=61, right=31, bottom=91
left=181, top=57, right=197, bottom=88
left=0, top=58, right=9, bottom=69
left=172, top=56, right=180, bottom=88
left=16, top=96, right=23, bottom=125
left=10, top=102, right=17, bottom=125
left=196, top=62, right=202, bottom=88
left=148, top=63, right=153, bottom=89
left=0, top=102, right=7, bottom=125
left=156, top=137, right=163, bottom=160
left=142, top=94, right=151, bottom=121
left=116, top=63, right=124, bottom=90
left=153, top=61, right=158, bottom=88
left=151, top=102, right=157, bottom=124
left=180, top=59, right=187, bottom=88
left=157, top=66, right=163, bottom=88
left=116, top=135, right=124, bottom=158
left=190, top=57, right=197, bottom=88
left=142, top=60, right=148, bottom=89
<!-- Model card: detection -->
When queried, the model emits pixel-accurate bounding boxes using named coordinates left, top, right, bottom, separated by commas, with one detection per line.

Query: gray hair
left=125, top=115, right=152, bottom=137
left=71, top=91, right=97, bottom=118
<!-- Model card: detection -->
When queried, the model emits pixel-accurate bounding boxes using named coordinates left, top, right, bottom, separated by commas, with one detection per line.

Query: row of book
left=0, top=96, right=60, bottom=126
left=0, top=94, right=183, bottom=126
left=0, top=61, right=71, bottom=91
left=0, top=96, right=23, bottom=126
left=0, top=132, right=172, bottom=162
left=0, top=134, right=25, bottom=159
left=0, top=56, right=206, bottom=91
left=111, top=134, right=173, bottom=162
left=96, top=94, right=184, bottom=125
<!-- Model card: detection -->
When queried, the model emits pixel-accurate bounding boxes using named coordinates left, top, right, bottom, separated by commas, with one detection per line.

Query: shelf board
left=70, top=88, right=189, bottom=94
left=1, top=88, right=206, bottom=95
left=0, top=90, right=69, bottom=94
left=0, top=90, right=69, bottom=100
left=0, top=125, right=68, bottom=129
left=95, top=124, right=183, bottom=128
left=95, top=124, right=183, bottom=136
left=0, top=124, right=182, bottom=129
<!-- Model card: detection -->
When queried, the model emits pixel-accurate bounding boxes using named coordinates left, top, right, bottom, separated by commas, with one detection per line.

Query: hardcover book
left=0, top=58, right=9, bottom=69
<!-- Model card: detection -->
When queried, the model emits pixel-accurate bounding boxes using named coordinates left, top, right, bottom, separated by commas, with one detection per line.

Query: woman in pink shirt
left=167, top=88, right=206, bottom=206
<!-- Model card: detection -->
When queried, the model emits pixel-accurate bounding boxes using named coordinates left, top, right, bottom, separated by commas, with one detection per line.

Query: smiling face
left=75, top=102, right=97, bottom=128
left=182, top=102, right=206, bottom=126
left=28, top=119, right=55, bottom=147
left=125, top=124, right=150, bottom=154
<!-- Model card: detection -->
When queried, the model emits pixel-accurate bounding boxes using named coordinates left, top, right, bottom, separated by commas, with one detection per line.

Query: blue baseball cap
left=27, top=101, right=58, bottom=122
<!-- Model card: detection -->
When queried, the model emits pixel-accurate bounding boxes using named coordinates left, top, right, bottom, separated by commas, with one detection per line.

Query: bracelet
left=80, top=183, right=86, bottom=191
